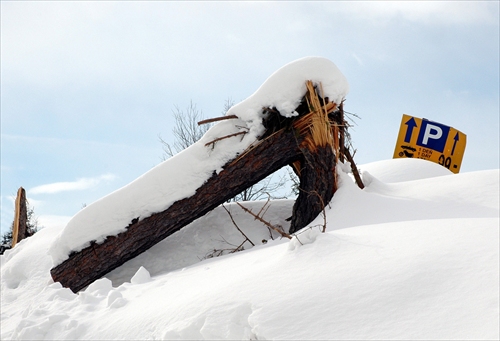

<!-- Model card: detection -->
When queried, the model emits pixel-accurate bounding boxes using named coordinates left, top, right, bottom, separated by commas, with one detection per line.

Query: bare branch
left=236, top=202, right=292, bottom=239
left=344, top=148, right=365, bottom=189
left=221, top=204, right=255, bottom=246
left=160, top=101, right=213, bottom=160
left=198, top=115, right=238, bottom=125
left=230, top=240, right=247, bottom=254
left=256, top=196, right=271, bottom=217
left=204, top=131, right=247, bottom=148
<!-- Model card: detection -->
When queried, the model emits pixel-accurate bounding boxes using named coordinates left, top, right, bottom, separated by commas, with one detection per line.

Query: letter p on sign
left=417, top=120, right=450, bottom=153
left=422, top=124, right=442, bottom=144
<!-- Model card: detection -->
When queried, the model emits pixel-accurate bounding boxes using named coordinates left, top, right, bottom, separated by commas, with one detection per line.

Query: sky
left=1, top=1, right=499, bottom=236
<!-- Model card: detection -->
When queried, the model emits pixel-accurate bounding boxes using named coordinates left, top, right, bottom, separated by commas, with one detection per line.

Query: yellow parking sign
left=393, top=114, right=466, bottom=173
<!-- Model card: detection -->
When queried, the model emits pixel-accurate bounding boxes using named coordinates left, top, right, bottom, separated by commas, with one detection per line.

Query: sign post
left=393, top=114, right=466, bottom=173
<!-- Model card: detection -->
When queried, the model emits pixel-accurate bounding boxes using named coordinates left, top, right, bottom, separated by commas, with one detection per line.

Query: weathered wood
left=290, top=145, right=337, bottom=233
left=51, top=128, right=305, bottom=293
left=12, top=187, right=27, bottom=248
left=288, top=81, right=339, bottom=233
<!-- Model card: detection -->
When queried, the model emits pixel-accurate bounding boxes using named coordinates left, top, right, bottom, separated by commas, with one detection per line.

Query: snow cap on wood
left=227, top=56, right=349, bottom=134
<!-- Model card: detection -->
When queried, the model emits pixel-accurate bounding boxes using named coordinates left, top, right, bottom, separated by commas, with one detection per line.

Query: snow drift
left=1, top=158, right=499, bottom=340
left=2, top=55, right=498, bottom=339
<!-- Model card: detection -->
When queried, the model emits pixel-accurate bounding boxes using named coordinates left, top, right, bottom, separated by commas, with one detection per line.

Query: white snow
left=227, top=56, right=349, bottom=130
left=2, top=57, right=498, bottom=339
left=1, top=158, right=498, bottom=340
left=48, top=56, right=349, bottom=265
left=358, top=157, right=454, bottom=183
left=130, top=266, right=151, bottom=285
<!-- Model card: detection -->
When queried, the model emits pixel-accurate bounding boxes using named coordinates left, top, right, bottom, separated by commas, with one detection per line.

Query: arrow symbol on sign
left=404, top=117, right=417, bottom=143
left=451, top=132, right=459, bottom=156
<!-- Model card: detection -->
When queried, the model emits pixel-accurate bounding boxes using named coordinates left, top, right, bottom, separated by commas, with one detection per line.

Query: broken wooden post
left=11, top=187, right=27, bottom=248
left=51, top=79, right=361, bottom=293
left=290, top=81, right=339, bottom=233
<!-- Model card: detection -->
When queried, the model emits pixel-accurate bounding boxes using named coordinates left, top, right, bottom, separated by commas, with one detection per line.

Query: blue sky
left=1, top=1, right=499, bottom=236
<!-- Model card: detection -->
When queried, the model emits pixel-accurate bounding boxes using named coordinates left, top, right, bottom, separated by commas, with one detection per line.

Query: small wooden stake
left=11, top=187, right=27, bottom=248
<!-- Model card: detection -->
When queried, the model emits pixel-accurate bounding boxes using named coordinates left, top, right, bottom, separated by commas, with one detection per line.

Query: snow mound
left=1, top=161, right=498, bottom=340
left=359, top=157, right=453, bottom=183
left=324, top=165, right=499, bottom=231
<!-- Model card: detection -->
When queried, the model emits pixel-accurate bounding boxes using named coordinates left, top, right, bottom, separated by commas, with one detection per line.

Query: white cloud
left=25, top=197, right=44, bottom=209
left=337, top=1, right=498, bottom=25
left=29, top=174, right=117, bottom=195
left=351, top=53, right=364, bottom=67
left=2, top=1, right=496, bottom=95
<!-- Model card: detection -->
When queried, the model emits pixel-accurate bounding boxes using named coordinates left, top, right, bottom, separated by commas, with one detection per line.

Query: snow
left=358, top=157, right=454, bottom=183
left=2, top=57, right=498, bottom=339
left=48, top=56, right=349, bottom=266
left=2, top=158, right=499, bottom=340
left=227, top=56, right=349, bottom=130
left=129, top=266, right=151, bottom=285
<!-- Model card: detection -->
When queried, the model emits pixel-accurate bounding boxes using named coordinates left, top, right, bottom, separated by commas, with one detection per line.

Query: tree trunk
left=290, top=146, right=337, bottom=233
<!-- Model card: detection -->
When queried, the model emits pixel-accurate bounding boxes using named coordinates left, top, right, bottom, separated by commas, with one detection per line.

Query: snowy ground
left=2, top=58, right=498, bottom=339
left=1, top=158, right=498, bottom=340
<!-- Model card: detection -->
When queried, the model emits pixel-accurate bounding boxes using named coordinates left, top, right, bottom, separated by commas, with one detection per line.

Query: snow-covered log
left=50, top=97, right=345, bottom=292
left=50, top=57, right=356, bottom=292
left=51, top=127, right=305, bottom=292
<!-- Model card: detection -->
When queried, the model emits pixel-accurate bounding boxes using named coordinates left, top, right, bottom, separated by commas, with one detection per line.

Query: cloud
left=351, top=53, right=364, bottom=67
left=334, top=1, right=498, bottom=26
left=29, top=174, right=117, bottom=195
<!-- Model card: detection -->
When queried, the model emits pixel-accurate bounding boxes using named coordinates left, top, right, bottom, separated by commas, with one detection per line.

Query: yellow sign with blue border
left=393, top=114, right=466, bottom=174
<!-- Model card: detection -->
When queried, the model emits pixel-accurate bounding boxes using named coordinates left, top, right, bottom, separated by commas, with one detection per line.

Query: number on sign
left=439, top=154, right=452, bottom=169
